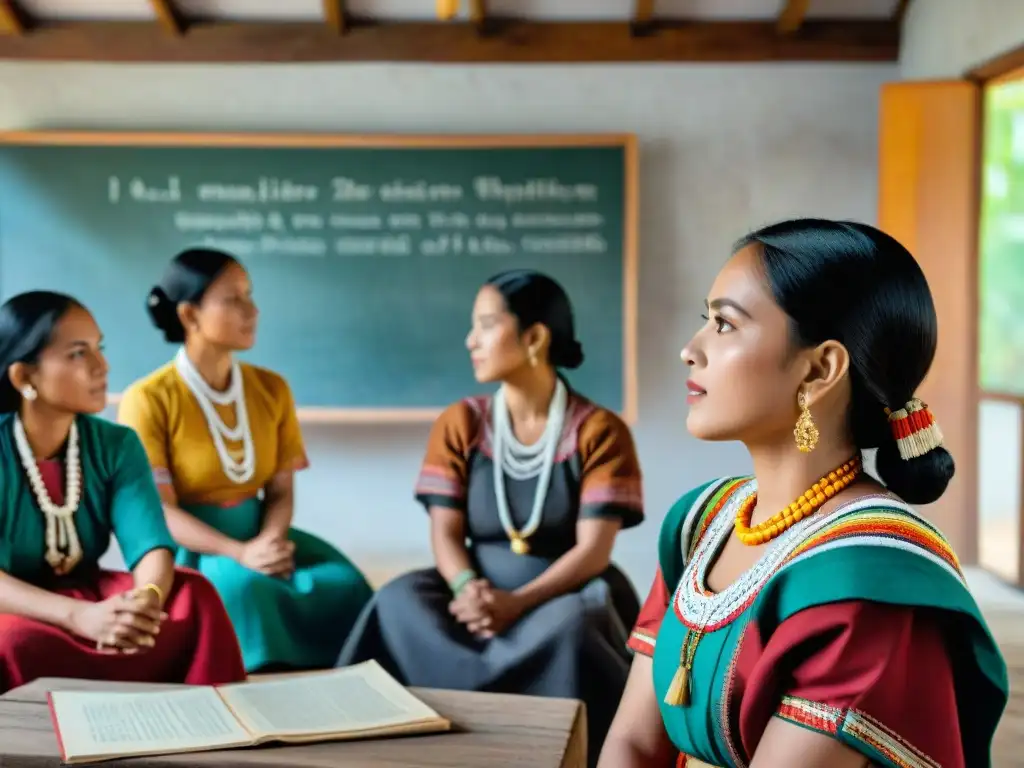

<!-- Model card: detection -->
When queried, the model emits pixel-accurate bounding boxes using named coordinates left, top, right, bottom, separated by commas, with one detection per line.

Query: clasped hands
left=71, top=586, right=166, bottom=655
left=448, top=578, right=526, bottom=639
left=238, top=529, right=295, bottom=578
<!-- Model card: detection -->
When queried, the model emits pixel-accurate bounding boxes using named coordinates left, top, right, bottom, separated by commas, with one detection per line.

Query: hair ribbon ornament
left=885, top=398, right=944, bottom=461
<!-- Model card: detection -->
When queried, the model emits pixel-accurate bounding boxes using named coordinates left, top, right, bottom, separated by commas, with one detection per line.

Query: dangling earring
left=528, top=348, right=538, bottom=368
left=794, top=392, right=818, bottom=453
left=21, top=385, right=37, bottom=402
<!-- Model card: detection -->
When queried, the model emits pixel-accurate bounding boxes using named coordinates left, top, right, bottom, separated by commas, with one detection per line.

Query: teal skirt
left=176, top=498, right=373, bottom=673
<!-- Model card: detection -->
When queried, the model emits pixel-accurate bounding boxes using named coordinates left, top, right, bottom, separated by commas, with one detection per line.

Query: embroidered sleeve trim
left=777, top=696, right=842, bottom=735
left=414, top=466, right=465, bottom=500
left=626, top=629, right=656, bottom=656
left=775, top=696, right=939, bottom=768
left=580, top=485, right=644, bottom=509
left=842, top=710, right=940, bottom=768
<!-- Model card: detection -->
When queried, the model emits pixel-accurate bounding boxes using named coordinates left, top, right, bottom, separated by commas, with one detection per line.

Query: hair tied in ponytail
left=885, top=398, right=944, bottom=461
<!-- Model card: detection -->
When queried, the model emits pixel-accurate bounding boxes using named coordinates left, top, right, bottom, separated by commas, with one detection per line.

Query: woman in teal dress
left=599, top=219, right=1008, bottom=768
left=0, top=290, right=245, bottom=692
left=118, top=248, right=373, bottom=673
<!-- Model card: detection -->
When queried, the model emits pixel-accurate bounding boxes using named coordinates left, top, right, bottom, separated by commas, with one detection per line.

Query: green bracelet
left=448, top=568, right=477, bottom=597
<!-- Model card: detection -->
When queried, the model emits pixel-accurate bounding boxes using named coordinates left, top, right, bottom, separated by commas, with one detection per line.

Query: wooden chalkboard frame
left=0, top=131, right=639, bottom=425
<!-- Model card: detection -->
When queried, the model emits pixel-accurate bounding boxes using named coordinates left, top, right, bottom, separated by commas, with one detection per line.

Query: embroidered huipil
left=629, top=477, right=1009, bottom=768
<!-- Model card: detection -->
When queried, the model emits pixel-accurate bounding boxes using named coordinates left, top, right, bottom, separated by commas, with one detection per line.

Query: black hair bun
left=146, top=286, right=185, bottom=344
left=875, top=440, right=955, bottom=506
left=554, top=339, right=584, bottom=370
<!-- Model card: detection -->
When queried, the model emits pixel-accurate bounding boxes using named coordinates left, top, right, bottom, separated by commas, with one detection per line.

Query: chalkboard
left=0, top=132, right=638, bottom=422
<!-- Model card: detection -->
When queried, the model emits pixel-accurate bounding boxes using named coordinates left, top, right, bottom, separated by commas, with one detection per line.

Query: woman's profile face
left=19, top=304, right=109, bottom=415
left=681, top=245, right=805, bottom=445
left=190, top=261, right=258, bottom=351
left=465, top=285, right=529, bottom=384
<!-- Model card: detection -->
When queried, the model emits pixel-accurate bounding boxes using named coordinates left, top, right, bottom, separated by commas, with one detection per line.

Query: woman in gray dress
left=337, top=269, right=644, bottom=765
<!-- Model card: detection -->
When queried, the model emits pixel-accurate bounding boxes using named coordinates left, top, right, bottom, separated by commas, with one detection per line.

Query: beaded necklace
left=13, top=415, right=83, bottom=575
left=664, top=455, right=862, bottom=707
left=491, top=379, right=568, bottom=555
left=174, top=347, right=255, bottom=485
left=734, top=455, right=861, bottom=546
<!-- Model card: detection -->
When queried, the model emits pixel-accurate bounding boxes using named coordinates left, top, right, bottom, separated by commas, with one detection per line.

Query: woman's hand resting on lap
left=449, top=579, right=527, bottom=638
left=70, top=590, right=166, bottom=654
left=239, top=532, right=295, bottom=577
left=449, top=579, right=491, bottom=628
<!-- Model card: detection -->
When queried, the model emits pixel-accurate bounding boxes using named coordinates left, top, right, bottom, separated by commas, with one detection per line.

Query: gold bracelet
left=139, top=582, right=164, bottom=604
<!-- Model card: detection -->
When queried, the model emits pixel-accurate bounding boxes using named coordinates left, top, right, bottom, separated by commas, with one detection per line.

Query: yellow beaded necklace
left=734, top=456, right=861, bottom=546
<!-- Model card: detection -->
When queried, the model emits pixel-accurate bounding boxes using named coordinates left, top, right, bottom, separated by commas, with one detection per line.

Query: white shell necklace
left=491, top=378, right=568, bottom=555
left=13, top=414, right=83, bottom=575
left=174, top=347, right=255, bottom=485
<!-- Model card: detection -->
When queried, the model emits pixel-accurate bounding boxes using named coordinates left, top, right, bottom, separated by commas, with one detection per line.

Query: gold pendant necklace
left=510, top=536, right=530, bottom=555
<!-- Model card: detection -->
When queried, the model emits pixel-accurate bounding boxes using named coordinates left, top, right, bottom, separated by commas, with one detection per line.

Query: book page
left=218, top=660, right=444, bottom=737
left=50, top=687, right=253, bottom=760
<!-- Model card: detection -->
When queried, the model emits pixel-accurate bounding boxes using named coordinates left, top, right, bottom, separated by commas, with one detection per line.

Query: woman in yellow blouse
left=118, top=248, right=373, bottom=673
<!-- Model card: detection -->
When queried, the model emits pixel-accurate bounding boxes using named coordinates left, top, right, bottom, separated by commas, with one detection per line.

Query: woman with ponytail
left=338, top=269, right=645, bottom=766
left=0, top=291, right=244, bottom=692
left=600, top=220, right=1008, bottom=768
left=117, top=249, right=372, bottom=673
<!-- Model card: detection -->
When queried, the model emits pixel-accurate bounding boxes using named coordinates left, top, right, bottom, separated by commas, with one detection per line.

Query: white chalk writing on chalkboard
left=108, top=176, right=182, bottom=204
left=107, top=176, right=600, bottom=206
left=107, top=175, right=608, bottom=259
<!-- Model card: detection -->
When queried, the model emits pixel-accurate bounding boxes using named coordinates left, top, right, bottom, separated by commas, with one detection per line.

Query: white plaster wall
left=901, top=0, right=1024, bottom=79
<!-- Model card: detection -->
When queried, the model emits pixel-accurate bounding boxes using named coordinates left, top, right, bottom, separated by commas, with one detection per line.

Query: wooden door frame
left=967, top=43, right=1024, bottom=586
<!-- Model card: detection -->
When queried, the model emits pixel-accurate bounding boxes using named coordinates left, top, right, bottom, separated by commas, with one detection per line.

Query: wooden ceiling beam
left=148, top=0, right=186, bottom=36
left=0, top=0, right=28, bottom=35
left=323, top=0, right=346, bottom=34
left=777, top=0, right=811, bottom=34
left=0, top=19, right=900, bottom=63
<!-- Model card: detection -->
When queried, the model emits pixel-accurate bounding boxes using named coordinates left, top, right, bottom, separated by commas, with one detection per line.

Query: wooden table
left=0, top=678, right=586, bottom=767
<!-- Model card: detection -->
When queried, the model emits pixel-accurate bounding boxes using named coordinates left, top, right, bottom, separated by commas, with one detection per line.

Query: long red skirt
left=0, top=568, right=247, bottom=693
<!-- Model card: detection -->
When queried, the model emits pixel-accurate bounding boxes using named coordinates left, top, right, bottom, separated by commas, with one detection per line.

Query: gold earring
left=794, top=392, right=818, bottom=453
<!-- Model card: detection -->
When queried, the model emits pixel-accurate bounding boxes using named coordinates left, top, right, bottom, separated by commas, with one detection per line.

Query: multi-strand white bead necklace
left=174, top=347, right=255, bottom=485
left=13, top=415, right=83, bottom=575
left=491, top=378, right=568, bottom=555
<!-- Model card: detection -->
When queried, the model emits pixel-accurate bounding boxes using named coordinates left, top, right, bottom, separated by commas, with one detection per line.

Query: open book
left=46, top=660, right=452, bottom=764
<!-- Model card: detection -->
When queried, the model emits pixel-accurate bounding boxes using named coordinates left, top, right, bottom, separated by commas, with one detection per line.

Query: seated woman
left=337, top=269, right=644, bottom=765
left=117, top=248, right=373, bottom=674
left=598, top=219, right=1009, bottom=768
left=0, top=290, right=246, bottom=693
